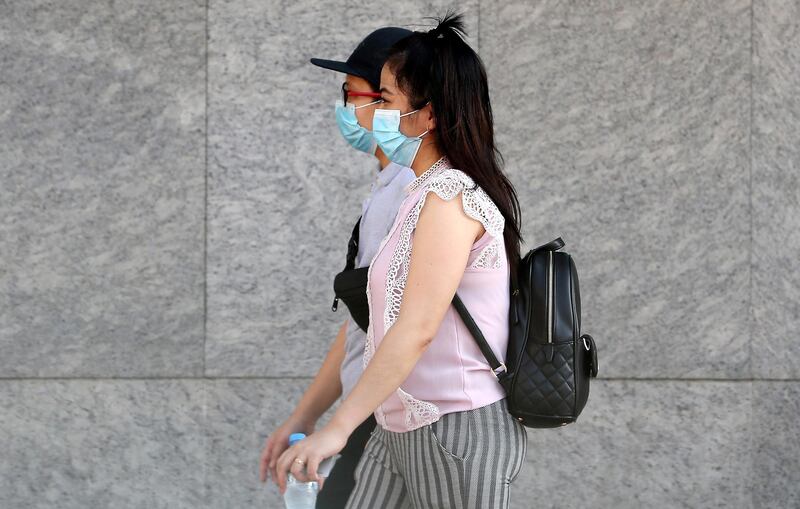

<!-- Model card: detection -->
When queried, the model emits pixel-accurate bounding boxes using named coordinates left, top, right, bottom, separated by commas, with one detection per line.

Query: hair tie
left=426, top=25, right=446, bottom=40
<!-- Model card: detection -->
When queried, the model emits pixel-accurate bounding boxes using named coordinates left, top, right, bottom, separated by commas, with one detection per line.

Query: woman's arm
left=274, top=190, right=484, bottom=490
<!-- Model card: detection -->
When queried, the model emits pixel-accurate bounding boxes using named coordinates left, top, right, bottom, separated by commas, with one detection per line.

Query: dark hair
left=385, top=11, right=523, bottom=283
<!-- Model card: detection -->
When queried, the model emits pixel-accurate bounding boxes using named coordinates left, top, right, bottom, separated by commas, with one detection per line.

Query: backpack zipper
left=547, top=250, right=554, bottom=343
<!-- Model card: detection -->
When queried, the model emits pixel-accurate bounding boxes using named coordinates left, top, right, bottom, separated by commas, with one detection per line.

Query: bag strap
left=344, top=215, right=361, bottom=271
left=451, top=293, right=508, bottom=378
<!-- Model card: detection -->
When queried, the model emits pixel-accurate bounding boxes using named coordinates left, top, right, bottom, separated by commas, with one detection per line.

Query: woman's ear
left=425, top=103, right=436, bottom=131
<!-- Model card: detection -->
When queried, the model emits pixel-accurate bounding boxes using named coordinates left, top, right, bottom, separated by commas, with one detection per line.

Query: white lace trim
left=403, top=156, right=450, bottom=195
left=363, top=234, right=389, bottom=429
left=362, top=167, right=409, bottom=429
left=397, top=387, right=439, bottom=429
left=363, top=157, right=506, bottom=429
left=471, top=237, right=503, bottom=269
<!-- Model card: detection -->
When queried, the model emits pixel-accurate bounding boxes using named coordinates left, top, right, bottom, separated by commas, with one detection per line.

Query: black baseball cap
left=310, top=26, right=412, bottom=90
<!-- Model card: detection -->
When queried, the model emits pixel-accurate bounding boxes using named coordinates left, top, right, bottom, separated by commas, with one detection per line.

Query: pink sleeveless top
left=363, top=157, right=510, bottom=432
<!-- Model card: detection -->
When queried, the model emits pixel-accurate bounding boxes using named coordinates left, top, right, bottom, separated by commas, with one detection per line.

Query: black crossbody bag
left=331, top=216, right=370, bottom=333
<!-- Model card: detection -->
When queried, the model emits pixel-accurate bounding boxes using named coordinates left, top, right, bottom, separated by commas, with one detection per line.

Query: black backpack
left=453, top=237, right=598, bottom=428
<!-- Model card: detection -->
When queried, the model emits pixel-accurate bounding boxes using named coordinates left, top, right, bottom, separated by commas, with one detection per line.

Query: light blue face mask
left=334, top=98, right=382, bottom=155
left=372, top=106, right=430, bottom=168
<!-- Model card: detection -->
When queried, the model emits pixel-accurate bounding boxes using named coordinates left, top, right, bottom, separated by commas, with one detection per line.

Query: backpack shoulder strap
left=451, top=293, right=507, bottom=377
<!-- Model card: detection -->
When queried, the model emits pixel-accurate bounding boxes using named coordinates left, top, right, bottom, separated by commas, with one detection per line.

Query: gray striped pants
left=344, top=398, right=527, bottom=509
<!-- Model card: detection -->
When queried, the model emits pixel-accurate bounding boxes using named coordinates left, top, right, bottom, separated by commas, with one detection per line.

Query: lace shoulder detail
left=426, top=168, right=505, bottom=240
left=425, top=168, right=506, bottom=270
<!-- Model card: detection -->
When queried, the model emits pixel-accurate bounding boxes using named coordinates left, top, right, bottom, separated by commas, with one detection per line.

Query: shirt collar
left=374, top=162, right=404, bottom=187
left=403, top=156, right=450, bottom=195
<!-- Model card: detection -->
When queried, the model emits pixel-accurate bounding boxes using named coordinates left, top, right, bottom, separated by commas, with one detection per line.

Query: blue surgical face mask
left=372, top=106, right=430, bottom=168
left=334, top=98, right=382, bottom=155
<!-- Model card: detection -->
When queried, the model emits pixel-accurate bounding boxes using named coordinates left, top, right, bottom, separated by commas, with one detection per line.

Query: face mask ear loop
left=354, top=98, right=383, bottom=110
left=400, top=102, right=431, bottom=137
left=407, top=126, right=431, bottom=167
left=408, top=135, right=424, bottom=168
left=400, top=100, right=432, bottom=117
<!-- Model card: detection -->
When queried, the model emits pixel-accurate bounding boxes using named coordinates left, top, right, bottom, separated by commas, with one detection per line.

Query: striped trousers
left=344, top=398, right=528, bottom=509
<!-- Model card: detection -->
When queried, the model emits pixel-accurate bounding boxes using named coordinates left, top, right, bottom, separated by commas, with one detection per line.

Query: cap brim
left=309, top=58, right=368, bottom=80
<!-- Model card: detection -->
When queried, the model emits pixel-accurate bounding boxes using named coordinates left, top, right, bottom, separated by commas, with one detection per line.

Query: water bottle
left=283, top=433, right=318, bottom=509
left=282, top=433, right=341, bottom=509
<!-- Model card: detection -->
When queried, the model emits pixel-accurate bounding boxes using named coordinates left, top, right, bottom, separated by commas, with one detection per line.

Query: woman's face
left=379, top=63, right=431, bottom=138
left=343, top=74, right=382, bottom=131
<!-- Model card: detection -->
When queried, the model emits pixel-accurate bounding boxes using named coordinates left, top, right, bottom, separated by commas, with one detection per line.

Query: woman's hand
left=259, top=416, right=315, bottom=486
left=274, top=423, right=350, bottom=494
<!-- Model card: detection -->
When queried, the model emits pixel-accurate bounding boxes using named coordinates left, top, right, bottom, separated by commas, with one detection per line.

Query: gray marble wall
left=0, top=0, right=797, bottom=507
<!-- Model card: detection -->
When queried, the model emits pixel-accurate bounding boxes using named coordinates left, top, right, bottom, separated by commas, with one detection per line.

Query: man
left=259, top=26, right=413, bottom=508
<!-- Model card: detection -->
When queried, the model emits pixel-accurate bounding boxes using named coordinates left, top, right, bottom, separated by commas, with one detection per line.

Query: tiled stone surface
left=509, top=380, right=754, bottom=509
left=0, top=1, right=206, bottom=377
left=752, top=381, right=800, bottom=508
left=0, top=380, right=207, bottom=509
left=752, top=1, right=800, bottom=378
left=481, top=1, right=752, bottom=378
left=2, top=379, right=767, bottom=508
left=1, top=1, right=799, bottom=508
left=0, top=378, right=336, bottom=508
left=206, top=0, right=478, bottom=376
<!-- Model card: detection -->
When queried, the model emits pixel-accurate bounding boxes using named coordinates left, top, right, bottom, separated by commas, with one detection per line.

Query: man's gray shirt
left=339, top=162, right=417, bottom=401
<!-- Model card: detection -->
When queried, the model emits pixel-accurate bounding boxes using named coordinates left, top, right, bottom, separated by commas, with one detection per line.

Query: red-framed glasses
left=342, top=82, right=382, bottom=105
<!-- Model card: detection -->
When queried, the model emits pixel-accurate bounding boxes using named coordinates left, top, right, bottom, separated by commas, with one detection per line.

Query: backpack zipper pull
left=331, top=296, right=339, bottom=312
left=511, top=288, right=519, bottom=323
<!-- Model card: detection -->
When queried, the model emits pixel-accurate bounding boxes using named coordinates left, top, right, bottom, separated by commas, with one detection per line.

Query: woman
left=258, top=26, right=415, bottom=509
left=275, top=13, right=527, bottom=508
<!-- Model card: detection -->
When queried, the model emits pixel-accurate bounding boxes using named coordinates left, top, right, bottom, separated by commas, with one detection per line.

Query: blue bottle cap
left=288, top=432, right=306, bottom=446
